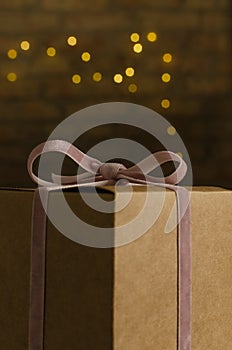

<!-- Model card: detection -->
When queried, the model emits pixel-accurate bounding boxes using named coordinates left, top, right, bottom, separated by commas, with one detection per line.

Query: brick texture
left=0, top=0, right=231, bottom=188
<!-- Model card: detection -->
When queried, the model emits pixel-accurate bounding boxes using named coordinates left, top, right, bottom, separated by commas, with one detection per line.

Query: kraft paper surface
left=0, top=187, right=231, bottom=349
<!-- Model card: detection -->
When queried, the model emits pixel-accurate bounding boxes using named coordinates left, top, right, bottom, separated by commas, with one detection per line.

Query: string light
left=130, top=33, right=140, bottom=42
left=125, top=67, right=135, bottom=77
left=161, top=99, right=171, bottom=109
left=162, top=73, right=171, bottom=83
left=46, top=47, right=56, bottom=57
left=113, top=74, right=123, bottom=83
left=81, top=52, right=91, bottom=62
left=67, top=36, right=77, bottom=46
left=7, top=49, right=17, bottom=59
left=133, top=43, right=143, bottom=53
left=128, top=83, right=137, bottom=93
left=20, top=41, right=30, bottom=51
left=167, top=126, right=176, bottom=135
left=163, top=53, right=172, bottom=63
left=72, top=74, right=81, bottom=84
left=3, top=32, right=175, bottom=103
left=7, top=72, right=17, bottom=82
left=147, top=32, right=157, bottom=42
left=92, top=72, right=102, bottom=82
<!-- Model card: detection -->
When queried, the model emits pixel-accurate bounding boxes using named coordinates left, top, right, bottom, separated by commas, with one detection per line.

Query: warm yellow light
left=81, top=52, right=91, bottom=62
left=163, top=53, right=172, bottom=63
left=7, top=72, right=17, bottom=82
left=7, top=49, right=17, bottom=59
left=92, top=72, right=102, bottom=82
left=125, top=67, right=135, bottom=77
left=162, top=73, right=171, bottom=83
left=176, top=152, right=183, bottom=158
left=128, top=83, right=137, bottom=93
left=46, top=47, right=56, bottom=57
left=72, top=74, right=81, bottom=84
left=67, top=36, right=77, bottom=46
left=113, top=74, right=123, bottom=83
left=20, top=41, right=30, bottom=51
left=147, top=32, right=157, bottom=42
left=133, top=43, right=143, bottom=53
left=167, top=126, right=176, bottom=135
left=161, top=99, right=171, bottom=109
left=130, top=32, right=140, bottom=42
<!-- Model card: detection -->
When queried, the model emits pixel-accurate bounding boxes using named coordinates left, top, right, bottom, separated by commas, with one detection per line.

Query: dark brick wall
left=0, top=0, right=231, bottom=188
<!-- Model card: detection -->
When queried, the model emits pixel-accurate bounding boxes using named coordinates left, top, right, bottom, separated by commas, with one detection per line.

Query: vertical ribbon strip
left=27, top=140, right=191, bottom=350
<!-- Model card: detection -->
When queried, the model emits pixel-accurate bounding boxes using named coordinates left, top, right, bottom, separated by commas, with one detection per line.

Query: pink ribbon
left=27, top=140, right=191, bottom=350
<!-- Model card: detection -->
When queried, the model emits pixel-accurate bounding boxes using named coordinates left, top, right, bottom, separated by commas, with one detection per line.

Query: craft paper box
left=0, top=186, right=232, bottom=350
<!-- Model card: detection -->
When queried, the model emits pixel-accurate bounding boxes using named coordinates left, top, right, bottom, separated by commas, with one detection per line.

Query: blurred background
left=0, top=0, right=231, bottom=188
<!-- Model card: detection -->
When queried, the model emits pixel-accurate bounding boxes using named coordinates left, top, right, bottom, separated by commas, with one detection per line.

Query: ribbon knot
left=98, top=162, right=126, bottom=180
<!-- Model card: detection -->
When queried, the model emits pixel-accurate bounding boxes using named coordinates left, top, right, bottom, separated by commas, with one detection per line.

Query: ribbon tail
left=175, top=188, right=192, bottom=350
left=28, top=188, right=48, bottom=350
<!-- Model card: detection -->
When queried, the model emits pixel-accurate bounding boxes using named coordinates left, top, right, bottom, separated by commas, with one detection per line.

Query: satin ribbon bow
left=27, top=140, right=191, bottom=350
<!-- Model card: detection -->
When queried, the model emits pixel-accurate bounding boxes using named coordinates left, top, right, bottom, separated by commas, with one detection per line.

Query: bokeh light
left=162, top=73, right=171, bottom=83
left=113, top=74, right=123, bottom=83
left=130, top=33, right=140, bottom=42
left=125, top=67, right=135, bottom=77
left=133, top=43, right=143, bottom=53
left=163, top=53, right=172, bottom=63
left=7, top=49, right=17, bottom=59
left=72, top=74, right=81, bottom=84
left=46, top=47, right=56, bottom=57
left=7, top=72, right=17, bottom=82
left=161, top=99, right=171, bottom=109
left=81, top=52, right=91, bottom=62
left=176, top=152, right=183, bottom=158
left=167, top=126, right=176, bottom=135
left=20, top=41, right=30, bottom=51
left=147, top=32, right=157, bottom=42
left=67, top=36, right=77, bottom=46
left=128, top=83, right=138, bottom=93
left=92, top=72, right=102, bottom=82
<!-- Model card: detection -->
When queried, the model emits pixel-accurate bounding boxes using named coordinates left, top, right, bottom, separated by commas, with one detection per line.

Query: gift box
left=0, top=186, right=232, bottom=350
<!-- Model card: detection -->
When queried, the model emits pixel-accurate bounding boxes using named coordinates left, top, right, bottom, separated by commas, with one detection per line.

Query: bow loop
left=28, top=139, right=187, bottom=187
